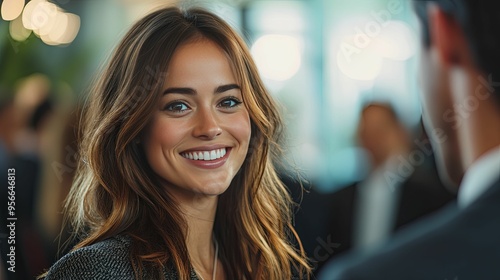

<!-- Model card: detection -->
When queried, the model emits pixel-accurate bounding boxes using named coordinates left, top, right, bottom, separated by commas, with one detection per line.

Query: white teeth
left=181, top=148, right=227, bottom=161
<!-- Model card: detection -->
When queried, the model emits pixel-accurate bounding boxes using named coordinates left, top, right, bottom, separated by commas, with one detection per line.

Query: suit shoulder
left=320, top=198, right=500, bottom=280
left=43, top=235, right=134, bottom=280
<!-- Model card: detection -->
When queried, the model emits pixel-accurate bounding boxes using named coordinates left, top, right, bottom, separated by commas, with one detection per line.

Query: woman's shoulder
left=43, top=235, right=135, bottom=279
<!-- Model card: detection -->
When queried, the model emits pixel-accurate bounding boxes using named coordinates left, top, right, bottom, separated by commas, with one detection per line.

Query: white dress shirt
left=354, top=156, right=407, bottom=248
left=458, top=145, right=500, bottom=208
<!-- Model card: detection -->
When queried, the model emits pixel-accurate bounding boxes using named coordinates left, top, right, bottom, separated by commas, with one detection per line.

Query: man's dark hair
left=29, top=98, right=53, bottom=131
left=414, top=0, right=500, bottom=98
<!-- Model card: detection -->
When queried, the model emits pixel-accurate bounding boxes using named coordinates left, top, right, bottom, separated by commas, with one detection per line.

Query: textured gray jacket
left=43, top=235, right=199, bottom=279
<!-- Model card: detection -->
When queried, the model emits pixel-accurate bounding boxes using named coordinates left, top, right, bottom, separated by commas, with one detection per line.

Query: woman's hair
left=65, top=6, right=310, bottom=280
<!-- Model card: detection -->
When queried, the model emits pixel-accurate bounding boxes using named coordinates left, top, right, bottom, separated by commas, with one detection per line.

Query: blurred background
left=1, top=0, right=456, bottom=279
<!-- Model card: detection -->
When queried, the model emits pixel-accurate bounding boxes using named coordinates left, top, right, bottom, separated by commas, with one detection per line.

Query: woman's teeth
left=181, top=148, right=227, bottom=161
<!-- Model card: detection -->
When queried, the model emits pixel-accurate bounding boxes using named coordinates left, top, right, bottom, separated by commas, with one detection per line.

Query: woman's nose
left=192, top=107, right=222, bottom=140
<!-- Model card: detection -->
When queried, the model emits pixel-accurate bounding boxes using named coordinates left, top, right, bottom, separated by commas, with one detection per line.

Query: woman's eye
left=164, top=102, right=189, bottom=112
left=218, top=97, right=242, bottom=109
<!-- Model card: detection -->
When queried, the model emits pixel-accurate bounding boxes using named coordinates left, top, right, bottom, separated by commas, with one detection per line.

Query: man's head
left=414, top=0, right=500, bottom=187
left=415, top=0, right=500, bottom=84
left=358, top=103, right=410, bottom=167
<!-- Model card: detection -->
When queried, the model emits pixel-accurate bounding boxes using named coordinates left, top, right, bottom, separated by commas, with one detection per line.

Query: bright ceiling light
left=251, top=34, right=302, bottom=81
left=337, top=35, right=383, bottom=81
left=373, top=20, right=417, bottom=61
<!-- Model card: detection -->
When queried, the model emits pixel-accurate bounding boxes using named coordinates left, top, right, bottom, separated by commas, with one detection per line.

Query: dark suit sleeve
left=319, top=180, right=500, bottom=280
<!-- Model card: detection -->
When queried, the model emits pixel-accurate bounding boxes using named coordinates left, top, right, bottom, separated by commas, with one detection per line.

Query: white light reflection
left=1, top=0, right=25, bottom=21
left=337, top=35, right=383, bottom=81
left=335, top=19, right=417, bottom=81
left=22, top=0, right=44, bottom=30
left=21, top=0, right=80, bottom=46
left=251, top=34, right=302, bottom=81
left=372, top=20, right=417, bottom=61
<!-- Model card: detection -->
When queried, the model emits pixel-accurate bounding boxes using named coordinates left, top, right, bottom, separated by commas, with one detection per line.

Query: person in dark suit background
left=286, top=103, right=455, bottom=276
left=302, top=104, right=454, bottom=274
left=349, top=103, right=455, bottom=249
left=319, top=0, right=500, bottom=279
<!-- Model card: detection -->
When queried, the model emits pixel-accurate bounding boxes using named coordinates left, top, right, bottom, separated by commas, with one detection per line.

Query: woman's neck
left=181, top=194, right=218, bottom=273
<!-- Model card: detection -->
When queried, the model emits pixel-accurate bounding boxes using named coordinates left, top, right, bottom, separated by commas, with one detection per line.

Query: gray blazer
left=43, top=235, right=199, bottom=280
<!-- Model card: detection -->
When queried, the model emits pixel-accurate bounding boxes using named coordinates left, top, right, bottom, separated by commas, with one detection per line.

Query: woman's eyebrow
left=215, top=84, right=240, bottom=93
left=163, top=87, right=196, bottom=95
left=163, top=84, right=240, bottom=95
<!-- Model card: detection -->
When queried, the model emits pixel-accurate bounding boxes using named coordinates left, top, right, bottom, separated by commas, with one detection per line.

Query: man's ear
left=427, top=4, right=470, bottom=67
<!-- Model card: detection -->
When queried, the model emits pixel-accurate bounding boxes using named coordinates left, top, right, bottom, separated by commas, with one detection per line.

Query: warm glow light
left=31, top=1, right=58, bottom=32
left=41, top=11, right=67, bottom=45
left=41, top=12, right=80, bottom=45
left=9, top=13, right=32, bottom=42
left=372, top=20, right=417, bottom=61
left=21, top=0, right=80, bottom=46
left=1, top=0, right=25, bottom=21
left=58, top=13, right=80, bottom=44
left=22, top=0, right=44, bottom=30
left=335, top=19, right=416, bottom=81
left=32, top=1, right=59, bottom=36
left=251, top=34, right=302, bottom=81
left=337, top=35, right=383, bottom=81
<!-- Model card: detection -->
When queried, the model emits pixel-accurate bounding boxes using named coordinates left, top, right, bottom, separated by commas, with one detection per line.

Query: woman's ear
left=427, top=4, right=471, bottom=67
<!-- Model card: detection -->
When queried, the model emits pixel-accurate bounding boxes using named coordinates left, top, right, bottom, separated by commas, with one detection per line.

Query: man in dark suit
left=306, top=106, right=455, bottom=272
left=319, top=1, right=500, bottom=279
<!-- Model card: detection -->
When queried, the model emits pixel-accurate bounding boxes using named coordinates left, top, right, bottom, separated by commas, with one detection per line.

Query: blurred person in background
left=13, top=97, right=55, bottom=279
left=1, top=76, right=59, bottom=279
left=306, top=103, right=454, bottom=274
left=319, top=0, right=500, bottom=279
left=41, top=6, right=310, bottom=280
left=11, top=74, right=52, bottom=157
left=349, top=103, right=454, bottom=249
left=35, top=104, right=82, bottom=262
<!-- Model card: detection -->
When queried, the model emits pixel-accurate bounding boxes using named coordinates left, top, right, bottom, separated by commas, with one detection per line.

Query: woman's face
left=143, top=39, right=251, bottom=201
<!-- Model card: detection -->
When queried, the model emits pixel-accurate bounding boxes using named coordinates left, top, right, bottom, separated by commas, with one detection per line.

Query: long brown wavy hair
left=64, top=6, right=310, bottom=280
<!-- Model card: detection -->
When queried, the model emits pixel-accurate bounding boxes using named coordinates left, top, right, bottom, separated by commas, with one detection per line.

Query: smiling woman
left=40, top=5, right=310, bottom=280
left=144, top=40, right=251, bottom=201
